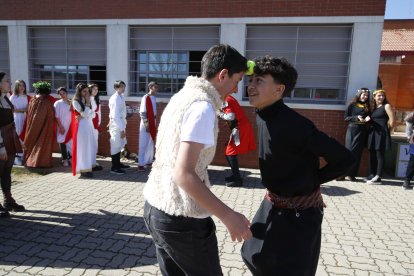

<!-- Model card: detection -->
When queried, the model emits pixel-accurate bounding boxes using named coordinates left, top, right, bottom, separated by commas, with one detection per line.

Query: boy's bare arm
left=173, top=141, right=252, bottom=242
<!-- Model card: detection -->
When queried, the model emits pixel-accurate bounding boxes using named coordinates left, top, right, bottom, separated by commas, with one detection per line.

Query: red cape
left=223, top=95, right=256, bottom=155
left=70, top=109, right=81, bottom=176
left=146, top=96, right=157, bottom=141
left=92, top=104, right=101, bottom=132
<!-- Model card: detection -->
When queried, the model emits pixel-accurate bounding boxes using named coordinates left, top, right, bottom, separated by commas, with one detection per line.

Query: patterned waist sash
left=266, top=187, right=326, bottom=210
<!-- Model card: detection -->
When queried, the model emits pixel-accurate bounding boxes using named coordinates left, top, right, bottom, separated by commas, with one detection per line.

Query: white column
left=106, top=24, right=129, bottom=96
left=220, top=23, right=246, bottom=102
left=8, top=25, right=29, bottom=91
left=347, top=22, right=384, bottom=101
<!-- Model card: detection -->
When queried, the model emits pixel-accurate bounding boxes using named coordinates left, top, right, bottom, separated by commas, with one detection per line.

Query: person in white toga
left=108, top=80, right=130, bottom=175
left=138, top=81, right=158, bottom=171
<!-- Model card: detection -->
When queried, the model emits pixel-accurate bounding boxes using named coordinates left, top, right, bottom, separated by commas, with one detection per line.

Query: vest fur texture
left=143, top=76, right=222, bottom=217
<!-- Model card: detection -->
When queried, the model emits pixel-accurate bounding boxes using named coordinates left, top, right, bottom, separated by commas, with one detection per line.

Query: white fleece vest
left=143, top=76, right=222, bottom=217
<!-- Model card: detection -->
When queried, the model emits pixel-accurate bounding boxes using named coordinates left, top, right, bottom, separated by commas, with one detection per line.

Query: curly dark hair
left=349, top=88, right=370, bottom=113
left=253, top=56, right=298, bottom=98
left=70, top=83, right=89, bottom=112
left=370, top=90, right=390, bottom=112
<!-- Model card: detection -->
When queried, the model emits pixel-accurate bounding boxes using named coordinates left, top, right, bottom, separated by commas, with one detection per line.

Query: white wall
left=347, top=22, right=384, bottom=102
left=220, top=23, right=246, bottom=102
left=106, top=24, right=129, bottom=96
left=7, top=25, right=29, bottom=91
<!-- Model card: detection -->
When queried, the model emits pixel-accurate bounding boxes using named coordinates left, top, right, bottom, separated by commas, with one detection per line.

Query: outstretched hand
left=221, top=211, right=252, bottom=242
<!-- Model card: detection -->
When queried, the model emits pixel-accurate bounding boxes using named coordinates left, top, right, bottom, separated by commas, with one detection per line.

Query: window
left=244, top=25, right=353, bottom=104
left=129, top=26, right=220, bottom=95
left=28, top=27, right=107, bottom=94
left=380, top=55, right=402, bottom=63
left=0, top=27, right=9, bottom=76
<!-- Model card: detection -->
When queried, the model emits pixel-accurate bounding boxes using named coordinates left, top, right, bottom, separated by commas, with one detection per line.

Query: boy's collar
left=255, top=98, right=284, bottom=119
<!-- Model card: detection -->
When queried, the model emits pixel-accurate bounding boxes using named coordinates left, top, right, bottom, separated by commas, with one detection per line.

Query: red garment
left=146, top=95, right=157, bottom=141
left=70, top=109, right=81, bottom=176
left=223, top=95, right=256, bottom=155
left=23, top=96, right=55, bottom=167
left=18, top=95, right=32, bottom=142
left=92, top=104, right=101, bottom=132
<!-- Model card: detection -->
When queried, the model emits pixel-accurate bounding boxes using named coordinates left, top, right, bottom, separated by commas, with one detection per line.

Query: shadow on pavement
left=321, top=185, right=361, bottom=196
left=0, top=209, right=157, bottom=269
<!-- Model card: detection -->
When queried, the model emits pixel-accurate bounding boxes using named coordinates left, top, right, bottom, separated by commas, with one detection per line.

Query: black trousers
left=144, top=201, right=223, bottom=276
left=405, top=154, right=414, bottom=181
left=59, top=143, right=71, bottom=160
left=111, top=152, right=120, bottom=170
left=0, top=154, right=15, bottom=194
left=369, top=148, right=385, bottom=177
left=241, top=199, right=323, bottom=276
left=345, top=124, right=366, bottom=177
left=225, top=154, right=241, bottom=180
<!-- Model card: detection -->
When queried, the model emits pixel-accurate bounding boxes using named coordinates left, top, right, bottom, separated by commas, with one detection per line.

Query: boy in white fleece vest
left=143, top=44, right=252, bottom=275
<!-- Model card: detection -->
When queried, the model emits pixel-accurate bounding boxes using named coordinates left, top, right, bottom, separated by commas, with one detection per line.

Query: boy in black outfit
left=240, top=56, right=356, bottom=275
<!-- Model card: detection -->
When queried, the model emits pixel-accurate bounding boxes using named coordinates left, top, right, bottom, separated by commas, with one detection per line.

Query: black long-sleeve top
left=256, top=99, right=357, bottom=197
left=344, top=103, right=369, bottom=122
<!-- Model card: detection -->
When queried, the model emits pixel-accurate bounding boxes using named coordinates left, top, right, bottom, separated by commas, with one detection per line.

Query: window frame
left=0, top=27, right=10, bottom=76
left=243, top=25, right=354, bottom=105
left=27, top=26, right=107, bottom=94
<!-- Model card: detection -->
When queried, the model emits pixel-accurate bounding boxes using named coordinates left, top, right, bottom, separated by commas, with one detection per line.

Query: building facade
left=379, top=19, right=414, bottom=132
left=0, top=0, right=386, bottom=175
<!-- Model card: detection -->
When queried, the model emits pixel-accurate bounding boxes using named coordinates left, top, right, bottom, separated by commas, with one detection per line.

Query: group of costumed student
left=339, top=88, right=395, bottom=185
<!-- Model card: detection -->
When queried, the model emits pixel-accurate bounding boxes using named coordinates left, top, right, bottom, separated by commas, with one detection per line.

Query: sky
left=385, top=0, right=414, bottom=19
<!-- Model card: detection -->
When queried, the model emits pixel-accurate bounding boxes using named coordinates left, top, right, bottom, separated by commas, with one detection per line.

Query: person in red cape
left=70, top=83, right=103, bottom=178
left=138, top=81, right=158, bottom=172
left=54, top=87, right=72, bottom=167
left=9, top=79, right=30, bottom=166
left=23, top=81, right=55, bottom=168
left=219, top=87, right=256, bottom=187
left=89, top=83, right=101, bottom=155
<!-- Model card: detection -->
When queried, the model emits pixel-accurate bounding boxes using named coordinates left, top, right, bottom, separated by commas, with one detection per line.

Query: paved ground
left=0, top=156, right=414, bottom=276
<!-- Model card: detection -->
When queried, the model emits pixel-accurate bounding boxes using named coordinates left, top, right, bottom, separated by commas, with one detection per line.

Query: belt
left=349, top=121, right=366, bottom=125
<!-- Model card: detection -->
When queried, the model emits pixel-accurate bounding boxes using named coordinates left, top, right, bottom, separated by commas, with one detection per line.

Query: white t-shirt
left=181, top=101, right=215, bottom=149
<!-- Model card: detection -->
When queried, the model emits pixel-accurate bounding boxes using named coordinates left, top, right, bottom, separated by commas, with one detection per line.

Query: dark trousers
left=0, top=154, right=15, bottom=194
left=241, top=199, right=323, bottom=276
left=225, top=154, right=240, bottom=180
left=143, top=201, right=223, bottom=276
left=345, top=124, right=366, bottom=177
left=405, top=154, right=414, bottom=181
left=369, top=149, right=385, bottom=177
left=111, top=152, right=120, bottom=170
left=59, top=143, right=71, bottom=160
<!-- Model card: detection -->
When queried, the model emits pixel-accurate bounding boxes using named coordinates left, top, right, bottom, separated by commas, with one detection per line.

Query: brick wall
left=0, top=0, right=386, bottom=20
left=384, top=19, right=414, bottom=30
left=379, top=53, right=414, bottom=111
left=92, top=101, right=369, bottom=177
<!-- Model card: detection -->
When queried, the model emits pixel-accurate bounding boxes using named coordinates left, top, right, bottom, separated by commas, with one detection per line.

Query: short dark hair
left=34, top=80, right=51, bottom=96
left=201, top=44, right=247, bottom=80
left=57, top=87, right=67, bottom=95
left=114, top=80, right=126, bottom=89
left=253, top=56, right=298, bottom=98
left=148, top=81, right=158, bottom=89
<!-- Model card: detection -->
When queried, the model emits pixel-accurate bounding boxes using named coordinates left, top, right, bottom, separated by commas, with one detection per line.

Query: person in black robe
left=240, top=56, right=356, bottom=276
left=365, top=90, right=396, bottom=184
left=337, top=88, right=371, bottom=181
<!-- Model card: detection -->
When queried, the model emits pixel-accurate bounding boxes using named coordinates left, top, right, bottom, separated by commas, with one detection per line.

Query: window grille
left=244, top=25, right=353, bottom=104
left=28, top=27, right=107, bottom=94
left=0, top=27, right=9, bottom=77
left=129, top=26, right=220, bottom=95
